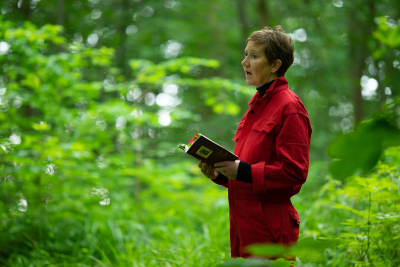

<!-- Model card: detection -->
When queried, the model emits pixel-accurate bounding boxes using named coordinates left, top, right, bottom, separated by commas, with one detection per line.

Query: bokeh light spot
left=295, top=28, right=307, bottom=42
left=45, top=163, right=57, bottom=176
left=127, top=86, right=142, bottom=101
left=116, top=116, right=127, bottom=129
left=332, top=0, right=343, bottom=7
left=91, top=9, right=102, bottom=19
left=9, top=134, right=21, bottom=145
left=100, top=198, right=110, bottom=206
left=87, top=33, right=99, bottom=47
left=156, top=93, right=181, bottom=107
left=145, top=93, right=155, bottom=106
left=340, top=118, right=352, bottom=132
left=18, top=199, right=27, bottom=212
left=158, top=110, right=171, bottom=126
left=163, top=83, right=178, bottom=95
left=0, top=42, right=10, bottom=55
left=361, top=75, right=378, bottom=100
left=126, top=25, right=138, bottom=35
left=141, top=6, right=154, bottom=17
left=161, top=40, right=183, bottom=59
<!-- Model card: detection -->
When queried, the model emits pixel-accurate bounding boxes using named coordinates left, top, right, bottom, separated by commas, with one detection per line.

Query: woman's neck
left=256, top=79, right=276, bottom=99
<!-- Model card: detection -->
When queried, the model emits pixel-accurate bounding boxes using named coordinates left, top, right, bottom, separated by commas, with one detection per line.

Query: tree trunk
left=236, top=0, right=249, bottom=50
left=18, top=0, right=30, bottom=20
left=58, top=0, right=65, bottom=27
left=376, top=62, right=386, bottom=111
left=133, top=102, right=142, bottom=222
left=257, top=0, right=269, bottom=28
left=115, top=0, right=131, bottom=75
left=347, top=0, right=375, bottom=124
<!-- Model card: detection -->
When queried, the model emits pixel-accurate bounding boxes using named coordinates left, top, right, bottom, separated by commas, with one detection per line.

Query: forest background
left=1, top=0, right=400, bottom=266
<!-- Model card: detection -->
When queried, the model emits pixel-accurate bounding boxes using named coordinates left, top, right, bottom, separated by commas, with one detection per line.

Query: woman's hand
left=198, top=161, right=219, bottom=179
left=214, top=160, right=240, bottom=180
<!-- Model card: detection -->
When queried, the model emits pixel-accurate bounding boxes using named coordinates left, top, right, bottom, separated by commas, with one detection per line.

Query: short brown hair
left=247, top=25, right=294, bottom=77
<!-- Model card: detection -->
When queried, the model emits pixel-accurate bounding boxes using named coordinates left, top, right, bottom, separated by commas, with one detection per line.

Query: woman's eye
left=244, top=53, right=248, bottom=57
left=252, top=54, right=257, bottom=59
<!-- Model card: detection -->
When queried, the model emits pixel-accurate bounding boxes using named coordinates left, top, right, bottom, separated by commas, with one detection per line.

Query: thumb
left=213, top=170, right=219, bottom=179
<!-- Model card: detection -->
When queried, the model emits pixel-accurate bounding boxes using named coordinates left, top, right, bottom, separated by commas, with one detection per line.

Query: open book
left=178, top=133, right=238, bottom=166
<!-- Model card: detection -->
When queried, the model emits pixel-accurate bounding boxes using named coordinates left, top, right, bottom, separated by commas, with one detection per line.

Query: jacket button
left=250, top=110, right=254, bottom=114
left=256, top=102, right=260, bottom=105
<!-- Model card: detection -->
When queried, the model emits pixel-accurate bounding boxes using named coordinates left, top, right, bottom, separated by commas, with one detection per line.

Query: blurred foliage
left=246, top=237, right=338, bottom=263
left=0, top=16, right=242, bottom=266
left=328, top=113, right=400, bottom=180
left=222, top=257, right=296, bottom=267
left=0, top=0, right=400, bottom=266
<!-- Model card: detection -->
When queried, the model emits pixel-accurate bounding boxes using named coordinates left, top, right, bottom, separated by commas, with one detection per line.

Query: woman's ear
left=271, top=59, right=282, bottom=74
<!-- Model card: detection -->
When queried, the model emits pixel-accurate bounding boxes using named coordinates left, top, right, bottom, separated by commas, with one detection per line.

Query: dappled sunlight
left=163, top=83, right=179, bottom=95
left=96, top=118, right=106, bottom=131
left=130, top=108, right=143, bottom=118
left=144, top=92, right=155, bottom=106
left=164, top=0, right=182, bottom=10
left=91, top=187, right=110, bottom=206
left=288, top=28, right=307, bottom=43
left=361, top=75, right=378, bottom=100
left=0, top=41, right=10, bottom=55
left=140, top=6, right=154, bottom=18
left=130, top=127, right=142, bottom=139
left=126, top=86, right=141, bottom=101
left=17, top=199, right=27, bottom=212
left=126, top=25, right=138, bottom=35
left=87, top=33, right=99, bottom=47
left=90, top=9, right=102, bottom=20
left=158, top=110, right=172, bottom=126
left=96, top=155, right=108, bottom=169
left=332, top=0, right=343, bottom=8
left=45, top=163, right=57, bottom=176
left=156, top=93, right=181, bottom=107
left=9, top=133, right=21, bottom=145
left=115, top=116, right=127, bottom=130
left=103, top=75, right=115, bottom=89
left=12, top=95, right=22, bottom=108
left=161, top=40, right=183, bottom=59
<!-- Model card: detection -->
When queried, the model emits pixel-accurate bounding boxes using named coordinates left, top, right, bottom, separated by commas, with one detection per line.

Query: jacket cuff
left=236, top=161, right=252, bottom=183
left=251, top=161, right=266, bottom=193
left=211, top=172, right=229, bottom=185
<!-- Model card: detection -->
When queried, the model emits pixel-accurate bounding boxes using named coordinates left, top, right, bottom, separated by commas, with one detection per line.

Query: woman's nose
left=241, top=58, right=249, bottom=67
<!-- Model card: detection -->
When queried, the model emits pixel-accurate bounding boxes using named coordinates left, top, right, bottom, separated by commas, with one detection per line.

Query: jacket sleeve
left=211, top=173, right=229, bottom=188
left=251, top=113, right=311, bottom=193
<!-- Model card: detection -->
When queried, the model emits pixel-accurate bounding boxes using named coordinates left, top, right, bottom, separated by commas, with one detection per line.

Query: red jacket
left=212, top=76, right=312, bottom=258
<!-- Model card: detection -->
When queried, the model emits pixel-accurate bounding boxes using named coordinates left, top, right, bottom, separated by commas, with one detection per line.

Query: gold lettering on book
left=216, top=150, right=229, bottom=159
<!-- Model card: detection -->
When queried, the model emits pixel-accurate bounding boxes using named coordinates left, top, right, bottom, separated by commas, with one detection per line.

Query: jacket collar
left=247, top=76, right=288, bottom=106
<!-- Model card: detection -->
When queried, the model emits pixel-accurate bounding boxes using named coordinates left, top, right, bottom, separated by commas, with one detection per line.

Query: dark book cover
left=179, top=135, right=238, bottom=166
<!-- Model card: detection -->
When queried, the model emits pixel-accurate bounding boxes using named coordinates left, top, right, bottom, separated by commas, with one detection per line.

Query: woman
left=199, top=26, right=312, bottom=259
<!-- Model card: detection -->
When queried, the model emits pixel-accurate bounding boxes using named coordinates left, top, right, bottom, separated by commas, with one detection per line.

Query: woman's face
left=241, top=41, right=277, bottom=87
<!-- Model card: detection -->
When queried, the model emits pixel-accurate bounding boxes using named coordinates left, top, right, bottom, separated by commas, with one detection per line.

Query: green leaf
left=328, top=117, right=400, bottom=180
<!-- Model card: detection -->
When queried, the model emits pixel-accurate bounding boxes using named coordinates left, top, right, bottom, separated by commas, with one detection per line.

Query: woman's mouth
left=246, top=71, right=252, bottom=76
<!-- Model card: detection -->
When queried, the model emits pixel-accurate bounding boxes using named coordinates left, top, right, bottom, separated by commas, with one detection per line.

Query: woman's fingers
left=205, top=164, right=213, bottom=178
left=214, top=161, right=228, bottom=168
left=201, top=162, right=207, bottom=173
left=199, top=161, right=219, bottom=179
left=200, top=162, right=210, bottom=177
left=215, top=167, right=224, bottom=174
